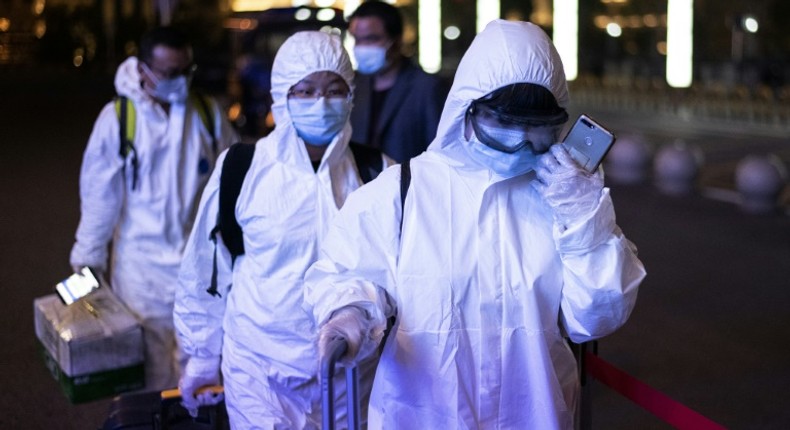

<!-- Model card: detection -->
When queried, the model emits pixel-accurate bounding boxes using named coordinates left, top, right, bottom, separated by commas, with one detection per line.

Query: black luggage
left=321, top=338, right=360, bottom=430
left=101, top=386, right=229, bottom=430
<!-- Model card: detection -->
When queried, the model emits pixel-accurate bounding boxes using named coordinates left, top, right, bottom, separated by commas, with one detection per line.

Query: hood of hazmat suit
left=175, top=31, right=385, bottom=429
left=305, top=20, right=645, bottom=429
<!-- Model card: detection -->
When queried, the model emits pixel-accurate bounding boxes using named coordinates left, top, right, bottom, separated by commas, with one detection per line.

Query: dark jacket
left=350, top=59, right=448, bottom=163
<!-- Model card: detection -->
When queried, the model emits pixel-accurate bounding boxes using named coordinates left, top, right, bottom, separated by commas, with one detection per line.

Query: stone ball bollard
left=603, top=133, right=652, bottom=185
left=734, top=154, right=788, bottom=214
left=653, top=140, right=704, bottom=196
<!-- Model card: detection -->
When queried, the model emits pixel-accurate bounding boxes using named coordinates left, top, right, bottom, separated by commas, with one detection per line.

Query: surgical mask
left=288, top=97, right=351, bottom=146
left=354, top=45, right=388, bottom=75
left=464, top=130, right=540, bottom=177
left=141, top=63, right=190, bottom=104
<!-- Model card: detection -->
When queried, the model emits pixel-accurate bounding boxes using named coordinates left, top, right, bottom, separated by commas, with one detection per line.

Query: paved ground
left=1, top=68, right=788, bottom=429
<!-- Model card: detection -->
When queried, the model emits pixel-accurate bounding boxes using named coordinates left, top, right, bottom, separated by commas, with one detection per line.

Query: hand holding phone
left=55, top=267, right=102, bottom=305
left=561, top=114, right=616, bottom=173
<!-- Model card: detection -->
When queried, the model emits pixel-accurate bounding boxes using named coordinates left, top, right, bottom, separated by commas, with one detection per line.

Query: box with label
left=34, top=287, right=144, bottom=403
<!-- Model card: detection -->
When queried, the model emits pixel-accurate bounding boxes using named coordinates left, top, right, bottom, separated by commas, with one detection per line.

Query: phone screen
left=55, top=267, right=100, bottom=305
left=562, top=114, right=616, bottom=173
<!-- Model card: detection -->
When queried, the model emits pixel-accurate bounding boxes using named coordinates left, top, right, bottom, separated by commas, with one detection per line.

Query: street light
left=666, top=0, right=693, bottom=88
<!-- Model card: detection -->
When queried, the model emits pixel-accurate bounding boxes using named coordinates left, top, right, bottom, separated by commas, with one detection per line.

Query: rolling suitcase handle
left=161, top=385, right=226, bottom=430
left=321, top=338, right=360, bottom=430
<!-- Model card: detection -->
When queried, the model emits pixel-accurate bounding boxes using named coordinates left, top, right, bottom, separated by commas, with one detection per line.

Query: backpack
left=114, top=93, right=217, bottom=190
left=205, top=142, right=386, bottom=296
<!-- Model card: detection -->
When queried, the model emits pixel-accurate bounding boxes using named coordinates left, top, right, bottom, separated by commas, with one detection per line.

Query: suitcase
left=321, top=338, right=360, bottom=430
left=101, top=386, right=229, bottom=430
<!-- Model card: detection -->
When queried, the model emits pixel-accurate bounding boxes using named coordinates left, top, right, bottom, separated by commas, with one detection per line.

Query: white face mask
left=464, top=130, right=540, bottom=177
left=288, top=97, right=352, bottom=146
left=141, top=63, right=190, bottom=104
left=353, top=45, right=388, bottom=75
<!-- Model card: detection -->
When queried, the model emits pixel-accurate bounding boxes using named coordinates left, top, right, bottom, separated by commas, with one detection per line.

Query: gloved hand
left=179, top=356, right=223, bottom=418
left=533, top=144, right=604, bottom=227
left=318, top=306, right=370, bottom=366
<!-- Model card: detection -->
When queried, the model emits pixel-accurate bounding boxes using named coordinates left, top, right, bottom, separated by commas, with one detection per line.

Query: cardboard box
left=34, top=287, right=144, bottom=403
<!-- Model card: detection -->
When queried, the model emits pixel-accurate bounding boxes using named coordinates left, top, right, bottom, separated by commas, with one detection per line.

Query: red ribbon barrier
left=585, top=351, right=727, bottom=430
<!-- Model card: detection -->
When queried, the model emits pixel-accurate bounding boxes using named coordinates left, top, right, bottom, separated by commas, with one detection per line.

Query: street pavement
left=1, top=67, right=788, bottom=429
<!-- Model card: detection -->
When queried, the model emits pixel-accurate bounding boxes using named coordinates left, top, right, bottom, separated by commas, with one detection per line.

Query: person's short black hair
left=349, top=0, right=403, bottom=39
left=139, top=26, right=190, bottom=64
left=473, top=83, right=568, bottom=126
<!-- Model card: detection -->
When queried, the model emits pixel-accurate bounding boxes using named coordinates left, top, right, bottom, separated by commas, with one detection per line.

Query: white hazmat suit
left=174, top=31, right=389, bottom=429
left=305, top=20, right=646, bottom=429
left=70, top=56, right=237, bottom=390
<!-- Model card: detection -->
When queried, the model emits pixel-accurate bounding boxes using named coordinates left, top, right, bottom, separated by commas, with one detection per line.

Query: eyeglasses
left=287, top=87, right=351, bottom=100
left=142, top=62, right=197, bottom=80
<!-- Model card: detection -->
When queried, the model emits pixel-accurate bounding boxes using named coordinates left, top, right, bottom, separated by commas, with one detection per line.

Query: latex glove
left=179, top=356, right=223, bottom=418
left=72, top=265, right=106, bottom=282
left=533, top=144, right=604, bottom=227
left=318, top=306, right=370, bottom=366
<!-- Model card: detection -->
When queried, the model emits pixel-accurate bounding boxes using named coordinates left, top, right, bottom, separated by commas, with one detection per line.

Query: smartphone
left=55, top=267, right=101, bottom=305
left=561, top=114, right=616, bottom=173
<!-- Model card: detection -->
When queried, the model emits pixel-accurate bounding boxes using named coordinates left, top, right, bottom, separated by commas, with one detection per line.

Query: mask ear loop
left=140, top=62, right=161, bottom=86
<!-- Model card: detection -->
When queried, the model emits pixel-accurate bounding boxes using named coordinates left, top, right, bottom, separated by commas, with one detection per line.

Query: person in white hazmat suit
left=174, top=31, right=392, bottom=428
left=69, top=26, right=237, bottom=391
left=305, top=20, right=646, bottom=429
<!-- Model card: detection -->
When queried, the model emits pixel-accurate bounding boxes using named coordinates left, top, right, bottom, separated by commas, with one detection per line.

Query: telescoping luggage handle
left=321, top=338, right=360, bottom=430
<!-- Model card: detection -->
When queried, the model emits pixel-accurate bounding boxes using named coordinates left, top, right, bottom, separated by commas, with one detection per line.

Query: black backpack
left=206, top=142, right=387, bottom=296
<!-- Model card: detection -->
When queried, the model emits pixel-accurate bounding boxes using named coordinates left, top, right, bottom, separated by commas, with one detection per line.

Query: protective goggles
left=469, top=101, right=568, bottom=127
left=467, top=104, right=563, bottom=154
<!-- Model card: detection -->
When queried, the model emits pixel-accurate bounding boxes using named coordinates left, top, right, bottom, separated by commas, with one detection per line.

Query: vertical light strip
left=666, top=0, right=693, bottom=88
left=344, top=0, right=361, bottom=68
left=418, top=0, right=441, bottom=73
left=552, top=0, right=578, bottom=81
left=343, top=0, right=361, bottom=18
left=476, top=0, right=500, bottom=33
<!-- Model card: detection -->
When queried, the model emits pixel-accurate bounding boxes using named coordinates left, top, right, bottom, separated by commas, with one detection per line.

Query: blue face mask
left=353, top=45, right=388, bottom=75
left=288, top=97, right=352, bottom=146
left=141, top=63, right=190, bottom=104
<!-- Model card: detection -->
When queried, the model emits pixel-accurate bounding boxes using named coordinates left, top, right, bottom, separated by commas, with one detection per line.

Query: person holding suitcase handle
left=306, top=20, right=646, bottom=429
left=175, top=31, right=391, bottom=428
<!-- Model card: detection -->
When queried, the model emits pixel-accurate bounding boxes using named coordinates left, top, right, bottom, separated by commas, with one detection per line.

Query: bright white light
left=443, top=26, right=460, bottom=40
left=294, top=8, right=311, bottom=21
left=344, top=0, right=361, bottom=19
left=233, top=0, right=277, bottom=12
left=743, top=16, right=759, bottom=33
left=666, top=0, right=693, bottom=88
left=553, top=0, right=578, bottom=81
left=314, top=0, right=335, bottom=8
left=316, top=8, right=336, bottom=22
left=606, top=22, right=622, bottom=37
left=418, top=0, right=441, bottom=73
left=476, top=0, right=500, bottom=33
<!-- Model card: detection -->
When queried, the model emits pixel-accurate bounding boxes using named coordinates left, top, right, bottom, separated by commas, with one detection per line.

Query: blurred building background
left=2, top=0, right=789, bottom=89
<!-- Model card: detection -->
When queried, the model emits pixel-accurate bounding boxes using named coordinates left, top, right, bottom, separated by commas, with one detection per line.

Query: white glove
left=318, top=306, right=370, bottom=366
left=533, top=144, right=604, bottom=227
left=179, top=356, right=223, bottom=418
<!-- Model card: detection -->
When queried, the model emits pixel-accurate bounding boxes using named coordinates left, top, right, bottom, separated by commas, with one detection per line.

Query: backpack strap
left=349, top=143, right=384, bottom=184
left=114, top=96, right=139, bottom=190
left=207, top=142, right=256, bottom=297
left=191, top=92, right=218, bottom=155
left=399, top=158, right=411, bottom=236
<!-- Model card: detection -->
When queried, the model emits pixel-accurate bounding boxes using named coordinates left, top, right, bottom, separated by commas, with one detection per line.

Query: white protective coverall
left=305, top=20, right=646, bottom=429
left=69, top=56, right=237, bottom=390
left=174, top=31, right=389, bottom=429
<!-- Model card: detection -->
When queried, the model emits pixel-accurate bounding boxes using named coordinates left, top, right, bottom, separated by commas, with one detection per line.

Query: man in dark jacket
left=348, top=0, right=448, bottom=162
